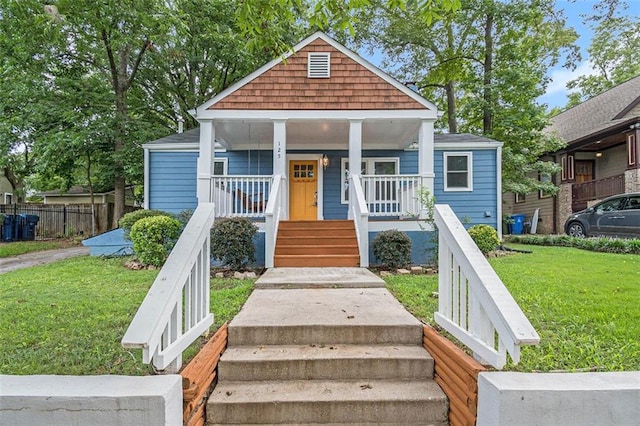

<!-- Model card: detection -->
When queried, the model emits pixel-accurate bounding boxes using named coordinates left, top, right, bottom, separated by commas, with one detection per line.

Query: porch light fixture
left=322, top=154, right=330, bottom=170
left=596, top=152, right=603, bottom=158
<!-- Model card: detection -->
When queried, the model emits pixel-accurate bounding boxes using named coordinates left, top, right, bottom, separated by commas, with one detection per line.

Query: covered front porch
left=194, top=112, right=437, bottom=267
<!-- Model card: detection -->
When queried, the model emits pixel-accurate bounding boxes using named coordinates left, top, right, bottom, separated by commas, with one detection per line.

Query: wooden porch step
left=274, top=220, right=359, bottom=267
left=274, top=254, right=360, bottom=267
left=275, top=244, right=359, bottom=256
left=279, top=220, right=354, bottom=229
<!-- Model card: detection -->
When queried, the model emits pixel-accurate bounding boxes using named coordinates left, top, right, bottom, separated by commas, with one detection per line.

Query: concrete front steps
left=207, top=285, right=448, bottom=425
left=274, top=220, right=359, bottom=267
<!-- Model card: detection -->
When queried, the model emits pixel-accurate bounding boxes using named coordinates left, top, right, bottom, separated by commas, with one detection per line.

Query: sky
left=537, top=0, right=639, bottom=109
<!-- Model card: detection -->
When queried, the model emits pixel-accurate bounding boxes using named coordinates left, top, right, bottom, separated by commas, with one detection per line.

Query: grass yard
left=0, top=256, right=253, bottom=376
left=0, top=239, right=80, bottom=258
left=387, top=244, right=640, bottom=372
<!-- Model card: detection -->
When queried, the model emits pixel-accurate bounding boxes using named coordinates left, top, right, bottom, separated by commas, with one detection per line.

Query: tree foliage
left=352, top=0, right=576, bottom=194
left=566, top=14, right=640, bottom=104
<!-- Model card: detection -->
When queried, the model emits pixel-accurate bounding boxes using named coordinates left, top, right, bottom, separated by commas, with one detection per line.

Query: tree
left=566, top=14, right=640, bottom=104
left=352, top=0, right=577, bottom=194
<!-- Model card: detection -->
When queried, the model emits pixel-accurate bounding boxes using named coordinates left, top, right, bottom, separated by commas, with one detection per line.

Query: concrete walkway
left=0, top=246, right=90, bottom=274
left=208, top=267, right=448, bottom=425
left=255, top=266, right=385, bottom=289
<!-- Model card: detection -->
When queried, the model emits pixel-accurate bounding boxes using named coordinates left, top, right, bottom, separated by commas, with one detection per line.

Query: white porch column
left=418, top=120, right=435, bottom=218
left=273, top=120, right=287, bottom=218
left=197, top=121, right=215, bottom=203
left=348, top=120, right=363, bottom=219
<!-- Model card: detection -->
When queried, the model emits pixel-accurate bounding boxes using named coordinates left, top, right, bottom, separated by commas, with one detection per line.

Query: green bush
left=506, top=234, right=640, bottom=254
left=130, top=216, right=182, bottom=267
left=210, top=218, right=258, bottom=270
left=468, top=224, right=500, bottom=254
left=119, top=209, right=169, bottom=238
left=372, top=230, right=412, bottom=268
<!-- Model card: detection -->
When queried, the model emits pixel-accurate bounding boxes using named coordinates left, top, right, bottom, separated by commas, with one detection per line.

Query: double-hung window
left=341, top=158, right=399, bottom=203
left=444, top=152, right=473, bottom=191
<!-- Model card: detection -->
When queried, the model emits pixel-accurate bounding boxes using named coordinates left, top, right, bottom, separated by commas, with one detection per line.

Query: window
left=628, top=133, right=637, bottom=167
left=444, top=152, right=472, bottom=191
left=560, top=154, right=575, bottom=181
left=623, top=195, right=640, bottom=210
left=213, top=158, right=227, bottom=176
left=539, top=173, right=552, bottom=199
left=308, top=52, right=330, bottom=78
left=515, top=193, right=526, bottom=204
left=341, top=158, right=399, bottom=203
left=3, top=193, right=12, bottom=204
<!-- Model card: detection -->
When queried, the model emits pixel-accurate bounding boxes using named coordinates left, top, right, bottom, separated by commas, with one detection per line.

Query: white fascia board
left=434, top=141, right=503, bottom=150
left=192, top=31, right=438, bottom=117
left=194, top=109, right=438, bottom=121
left=143, top=142, right=226, bottom=153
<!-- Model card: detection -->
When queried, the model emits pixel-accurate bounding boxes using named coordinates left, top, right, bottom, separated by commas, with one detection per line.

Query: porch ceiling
left=214, top=118, right=421, bottom=150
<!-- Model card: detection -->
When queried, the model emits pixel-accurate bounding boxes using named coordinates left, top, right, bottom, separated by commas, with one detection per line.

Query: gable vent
left=308, top=52, right=330, bottom=78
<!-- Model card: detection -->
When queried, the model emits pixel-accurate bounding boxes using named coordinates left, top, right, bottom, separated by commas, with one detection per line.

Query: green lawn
left=2, top=245, right=638, bottom=375
left=0, top=256, right=253, bottom=375
left=0, top=240, right=80, bottom=258
left=388, top=244, right=640, bottom=372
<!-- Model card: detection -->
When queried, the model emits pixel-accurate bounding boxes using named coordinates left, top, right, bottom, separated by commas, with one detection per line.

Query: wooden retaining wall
left=423, top=324, right=487, bottom=426
left=180, top=323, right=228, bottom=426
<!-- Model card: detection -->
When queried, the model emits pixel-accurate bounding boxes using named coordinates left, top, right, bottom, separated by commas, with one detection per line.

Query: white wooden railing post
left=122, top=203, right=216, bottom=372
left=265, top=175, right=283, bottom=268
left=361, top=175, right=420, bottom=217
left=350, top=175, right=369, bottom=267
left=434, top=204, right=539, bottom=369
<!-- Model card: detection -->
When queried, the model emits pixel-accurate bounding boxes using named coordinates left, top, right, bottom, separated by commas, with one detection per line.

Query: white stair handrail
left=265, top=175, right=284, bottom=268
left=350, top=174, right=369, bottom=267
left=434, top=204, right=539, bottom=369
left=122, top=203, right=216, bottom=372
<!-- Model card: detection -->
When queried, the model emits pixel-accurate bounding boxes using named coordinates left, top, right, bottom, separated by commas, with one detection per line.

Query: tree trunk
left=483, top=11, right=494, bottom=135
left=445, top=80, right=458, bottom=133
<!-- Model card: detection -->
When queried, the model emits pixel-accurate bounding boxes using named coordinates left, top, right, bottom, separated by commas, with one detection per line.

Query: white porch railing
left=265, top=175, right=285, bottom=268
left=122, top=203, right=216, bottom=373
left=361, top=174, right=420, bottom=217
left=434, top=204, right=539, bottom=369
left=211, top=176, right=272, bottom=218
left=350, top=175, right=370, bottom=267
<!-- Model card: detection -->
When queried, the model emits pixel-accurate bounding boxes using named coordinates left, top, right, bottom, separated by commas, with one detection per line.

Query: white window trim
left=444, top=152, right=473, bottom=192
left=213, top=158, right=228, bottom=176
left=340, top=157, right=400, bottom=204
left=308, top=52, right=330, bottom=78
left=3, top=193, right=13, bottom=204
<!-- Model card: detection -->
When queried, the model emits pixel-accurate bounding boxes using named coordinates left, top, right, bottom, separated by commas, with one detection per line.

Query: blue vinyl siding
left=149, top=152, right=198, bottom=213
left=148, top=151, right=273, bottom=214
left=434, top=149, right=498, bottom=230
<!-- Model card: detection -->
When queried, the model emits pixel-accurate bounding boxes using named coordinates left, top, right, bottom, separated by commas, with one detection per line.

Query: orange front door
left=289, top=160, right=318, bottom=221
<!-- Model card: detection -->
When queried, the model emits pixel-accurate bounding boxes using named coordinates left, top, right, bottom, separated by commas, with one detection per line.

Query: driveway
left=0, top=246, right=90, bottom=274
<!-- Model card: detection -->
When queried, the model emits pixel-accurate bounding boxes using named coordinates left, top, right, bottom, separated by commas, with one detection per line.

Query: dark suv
left=565, top=193, right=640, bottom=238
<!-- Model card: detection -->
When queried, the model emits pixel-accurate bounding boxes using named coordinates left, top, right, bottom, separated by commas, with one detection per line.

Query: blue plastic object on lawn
left=511, top=214, right=526, bottom=235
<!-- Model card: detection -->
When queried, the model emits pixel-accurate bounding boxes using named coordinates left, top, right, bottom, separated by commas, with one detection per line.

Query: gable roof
left=193, top=31, right=437, bottom=115
left=546, top=75, right=640, bottom=143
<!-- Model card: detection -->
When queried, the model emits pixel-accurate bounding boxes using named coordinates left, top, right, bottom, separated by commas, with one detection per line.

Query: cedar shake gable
left=206, top=34, right=430, bottom=111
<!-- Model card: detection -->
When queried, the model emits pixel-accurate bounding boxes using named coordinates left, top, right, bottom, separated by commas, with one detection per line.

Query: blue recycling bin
left=511, top=214, right=526, bottom=235
left=19, top=214, right=39, bottom=241
left=2, top=215, right=17, bottom=242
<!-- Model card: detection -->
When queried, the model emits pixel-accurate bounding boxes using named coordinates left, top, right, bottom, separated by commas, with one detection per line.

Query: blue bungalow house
left=143, top=32, right=502, bottom=267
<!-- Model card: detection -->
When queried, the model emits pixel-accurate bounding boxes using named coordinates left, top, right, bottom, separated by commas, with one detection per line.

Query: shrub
left=119, top=209, right=169, bottom=238
left=210, top=217, right=258, bottom=270
left=468, top=224, right=500, bottom=254
left=372, top=230, right=412, bottom=269
left=506, top=234, right=640, bottom=254
left=130, top=216, right=182, bottom=267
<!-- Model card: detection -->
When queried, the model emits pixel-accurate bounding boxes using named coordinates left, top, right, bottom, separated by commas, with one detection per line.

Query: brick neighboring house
left=503, top=75, right=640, bottom=234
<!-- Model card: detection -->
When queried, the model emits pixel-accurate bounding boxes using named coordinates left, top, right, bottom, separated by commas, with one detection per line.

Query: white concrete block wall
left=477, top=371, right=640, bottom=426
left=0, top=375, right=182, bottom=426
